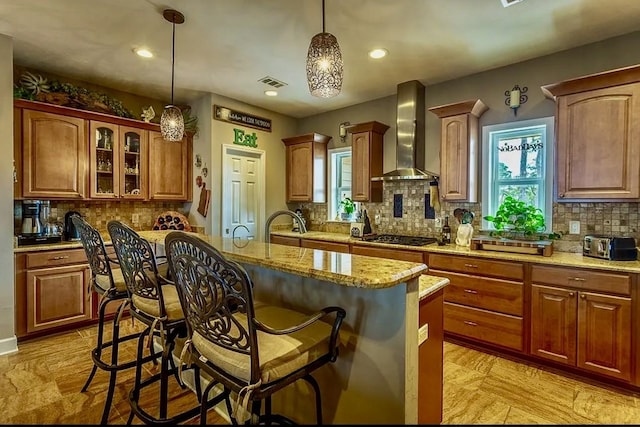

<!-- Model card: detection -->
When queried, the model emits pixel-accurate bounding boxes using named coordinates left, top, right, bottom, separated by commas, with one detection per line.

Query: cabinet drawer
left=270, top=235, right=301, bottom=247
left=301, top=239, right=350, bottom=253
left=432, top=269, right=523, bottom=316
left=531, top=264, right=630, bottom=296
left=351, top=244, right=425, bottom=263
left=444, top=302, right=523, bottom=351
left=429, top=254, right=523, bottom=280
left=26, top=248, right=88, bottom=269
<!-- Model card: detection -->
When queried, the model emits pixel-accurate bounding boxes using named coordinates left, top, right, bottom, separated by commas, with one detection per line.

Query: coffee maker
left=17, top=200, right=62, bottom=246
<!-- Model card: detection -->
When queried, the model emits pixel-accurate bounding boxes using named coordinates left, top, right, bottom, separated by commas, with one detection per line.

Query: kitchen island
left=138, top=230, right=447, bottom=424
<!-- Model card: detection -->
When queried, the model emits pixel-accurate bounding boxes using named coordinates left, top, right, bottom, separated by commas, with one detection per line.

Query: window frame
left=327, top=146, right=352, bottom=221
left=481, top=117, right=554, bottom=232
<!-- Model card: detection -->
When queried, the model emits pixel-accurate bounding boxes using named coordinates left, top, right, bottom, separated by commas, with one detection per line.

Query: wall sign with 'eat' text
left=214, top=105, right=272, bottom=132
left=233, top=128, right=258, bottom=148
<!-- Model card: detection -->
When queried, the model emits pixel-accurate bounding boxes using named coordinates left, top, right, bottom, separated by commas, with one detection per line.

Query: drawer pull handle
left=581, top=294, right=586, bottom=299
left=569, top=277, right=586, bottom=282
left=463, top=321, right=477, bottom=327
left=49, top=255, right=70, bottom=260
left=463, top=289, right=478, bottom=294
left=569, top=291, right=575, bottom=297
left=464, top=264, right=478, bottom=268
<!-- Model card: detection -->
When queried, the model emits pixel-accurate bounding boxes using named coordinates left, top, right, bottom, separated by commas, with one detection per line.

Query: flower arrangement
left=339, top=196, right=355, bottom=220
left=484, top=196, right=561, bottom=240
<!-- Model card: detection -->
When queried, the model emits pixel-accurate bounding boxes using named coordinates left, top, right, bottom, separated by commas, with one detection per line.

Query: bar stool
left=165, top=231, right=346, bottom=424
left=73, top=216, right=143, bottom=424
left=107, top=220, right=203, bottom=424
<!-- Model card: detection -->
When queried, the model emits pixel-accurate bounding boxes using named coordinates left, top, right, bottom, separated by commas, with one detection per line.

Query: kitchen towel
left=429, top=180, right=441, bottom=213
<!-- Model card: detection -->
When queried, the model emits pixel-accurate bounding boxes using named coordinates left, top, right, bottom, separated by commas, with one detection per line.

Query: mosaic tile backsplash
left=295, top=181, right=640, bottom=253
left=14, top=200, right=187, bottom=235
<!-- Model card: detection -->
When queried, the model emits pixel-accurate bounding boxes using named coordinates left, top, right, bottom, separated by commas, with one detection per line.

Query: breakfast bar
left=138, top=230, right=445, bottom=424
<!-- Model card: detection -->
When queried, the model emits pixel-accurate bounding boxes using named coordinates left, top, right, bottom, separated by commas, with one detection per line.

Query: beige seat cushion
left=132, top=284, right=184, bottom=321
left=94, top=263, right=169, bottom=295
left=192, top=303, right=335, bottom=384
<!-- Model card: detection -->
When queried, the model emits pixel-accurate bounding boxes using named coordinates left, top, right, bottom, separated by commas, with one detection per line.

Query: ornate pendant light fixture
left=306, top=0, right=343, bottom=98
left=160, top=9, right=185, bottom=142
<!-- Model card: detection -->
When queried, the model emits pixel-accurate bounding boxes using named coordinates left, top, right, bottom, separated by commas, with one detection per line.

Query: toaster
left=583, top=235, right=638, bottom=261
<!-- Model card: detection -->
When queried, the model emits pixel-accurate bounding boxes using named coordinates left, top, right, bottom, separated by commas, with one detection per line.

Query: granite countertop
left=419, top=275, right=449, bottom=300
left=270, top=230, right=640, bottom=274
left=138, top=231, right=427, bottom=289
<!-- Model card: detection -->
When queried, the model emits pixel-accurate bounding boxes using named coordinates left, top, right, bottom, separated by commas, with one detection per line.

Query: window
left=327, top=147, right=352, bottom=220
left=481, top=117, right=554, bottom=232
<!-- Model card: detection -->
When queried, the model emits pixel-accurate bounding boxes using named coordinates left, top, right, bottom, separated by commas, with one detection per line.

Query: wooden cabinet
left=351, top=243, right=425, bottom=263
left=418, top=288, right=444, bottom=424
left=148, top=130, right=192, bottom=201
left=428, top=99, right=488, bottom=202
left=270, top=235, right=301, bottom=247
left=348, top=121, right=389, bottom=202
left=542, top=65, right=640, bottom=200
left=21, top=109, right=87, bottom=199
left=530, top=264, right=632, bottom=381
left=301, top=239, right=350, bottom=253
left=89, top=121, right=147, bottom=200
left=427, top=253, right=524, bottom=351
left=282, top=133, right=330, bottom=203
left=15, top=248, right=92, bottom=339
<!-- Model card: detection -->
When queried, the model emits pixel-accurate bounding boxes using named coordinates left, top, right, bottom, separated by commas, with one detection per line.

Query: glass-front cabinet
left=89, top=121, right=146, bottom=200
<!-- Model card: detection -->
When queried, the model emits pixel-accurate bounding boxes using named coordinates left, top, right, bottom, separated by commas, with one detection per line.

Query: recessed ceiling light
left=264, top=90, right=278, bottom=97
left=368, top=48, right=388, bottom=59
left=134, top=48, right=153, bottom=58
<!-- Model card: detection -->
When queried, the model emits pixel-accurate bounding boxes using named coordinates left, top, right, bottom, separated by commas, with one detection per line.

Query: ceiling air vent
left=501, top=0, right=525, bottom=7
left=258, top=76, right=288, bottom=88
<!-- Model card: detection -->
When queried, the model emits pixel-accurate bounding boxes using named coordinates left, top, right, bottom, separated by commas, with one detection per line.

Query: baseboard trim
left=0, top=335, right=18, bottom=356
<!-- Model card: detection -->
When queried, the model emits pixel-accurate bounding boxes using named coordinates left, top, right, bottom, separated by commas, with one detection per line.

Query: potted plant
left=484, top=196, right=560, bottom=240
left=339, top=196, right=355, bottom=221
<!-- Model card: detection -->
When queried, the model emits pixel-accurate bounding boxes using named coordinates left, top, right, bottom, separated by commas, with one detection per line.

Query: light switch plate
left=569, top=220, right=580, bottom=234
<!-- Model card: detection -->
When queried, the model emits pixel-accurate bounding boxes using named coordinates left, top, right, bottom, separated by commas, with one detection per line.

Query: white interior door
left=221, top=145, right=265, bottom=241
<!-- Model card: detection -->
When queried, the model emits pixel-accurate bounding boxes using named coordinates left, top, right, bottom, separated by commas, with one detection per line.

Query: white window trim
left=327, top=146, right=352, bottom=221
left=481, top=117, right=555, bottom=232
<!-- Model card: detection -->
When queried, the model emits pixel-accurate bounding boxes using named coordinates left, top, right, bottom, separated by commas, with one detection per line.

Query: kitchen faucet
left=264, top=210, right=307, bottom=242
left=232, top=224, right=251, bottom=240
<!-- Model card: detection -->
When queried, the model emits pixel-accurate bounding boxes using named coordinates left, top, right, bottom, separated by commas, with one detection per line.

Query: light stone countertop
left=270, top=230, right=640, bottom=274
left=138, top=231, right=427, bottom=289
left=419, top=275, right=449, bottom=300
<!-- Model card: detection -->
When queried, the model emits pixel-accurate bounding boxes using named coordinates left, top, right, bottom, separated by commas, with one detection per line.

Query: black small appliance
left=64, top=211, right=82, bottom=241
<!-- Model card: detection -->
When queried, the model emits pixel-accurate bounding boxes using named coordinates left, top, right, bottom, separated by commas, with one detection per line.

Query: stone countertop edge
left=419, top=275, right=449, bottom=300
left=270, top=230, right=640, bottom=274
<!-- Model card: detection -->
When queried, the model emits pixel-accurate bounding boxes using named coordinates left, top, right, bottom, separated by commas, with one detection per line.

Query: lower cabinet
left=530, top=264, right=632, bottom=382
left=351, top=244, right=425, bottom=263
left=418, top=288, right=444, bottom=424
left=15, top=248, right=93, bottom=339
left=300, top=239, right=350, bottom=253
left=269, top=235, right=301, bottom=247
left=427, top=253, right=525, bottom=352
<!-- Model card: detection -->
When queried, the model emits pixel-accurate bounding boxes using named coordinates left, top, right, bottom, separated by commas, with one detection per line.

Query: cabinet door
left=22, top=109, right=86, bottom=199
left=148, top=130, right=190, bottom=200
left=556, top=83, right=640, bottom=200
left=119, top=126, right=147, bottom=200
left=14, top=107, right=23, bottom=198
left=286, top=142, right=313, bottom=202
left=440, top=114, right=473, bottom=202
left=89, top=121, right=119, bottom=199
left=352, top=131, right=371, bottom=202
left=530, top=284, right=577, bottom=366
left=577, top=291, right=632, bottom=381
left=26, top=264, right=92, bottom=333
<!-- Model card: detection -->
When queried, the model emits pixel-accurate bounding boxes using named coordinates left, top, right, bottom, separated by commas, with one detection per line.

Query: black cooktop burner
left=362, top=234, right=437, bottom=246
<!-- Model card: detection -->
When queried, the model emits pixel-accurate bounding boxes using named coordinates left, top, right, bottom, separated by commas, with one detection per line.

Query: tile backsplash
left=296, top=181, right=640, bottom=253
left=14, top=200, right=187, bottom=234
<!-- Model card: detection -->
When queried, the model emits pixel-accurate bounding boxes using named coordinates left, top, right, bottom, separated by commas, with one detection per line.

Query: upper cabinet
left=14, top=100, right=191, bottom=202
left=542, top=65, right=640, bottom=201
left=21, top=108, right=87, bottom=199
left=148, top=130, right=192, bottom=201
left=349, top=121, right=389, bottom=203
left=89, top=121, right=147, bottom=200
left=282, top=133, right=331, bottom=203
left=429, top=99, right=488, bottom=202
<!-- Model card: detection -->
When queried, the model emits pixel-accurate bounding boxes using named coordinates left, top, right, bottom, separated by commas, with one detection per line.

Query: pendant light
left=160, top=9, right=185, bottom=142
left=306, top=0, right=343, bottom=98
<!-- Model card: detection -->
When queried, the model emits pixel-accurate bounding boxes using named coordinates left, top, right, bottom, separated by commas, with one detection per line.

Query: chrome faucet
left=264, top=210, right=307, bottom=242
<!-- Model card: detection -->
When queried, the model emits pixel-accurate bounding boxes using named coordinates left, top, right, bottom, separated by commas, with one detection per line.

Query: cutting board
left=470, top=235, right=553, bottom=257
left=197, top=183, right=211, bottom=217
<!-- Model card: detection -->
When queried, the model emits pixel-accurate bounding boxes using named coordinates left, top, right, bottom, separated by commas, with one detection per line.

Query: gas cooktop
left=362, top=234, right=438, bottom=247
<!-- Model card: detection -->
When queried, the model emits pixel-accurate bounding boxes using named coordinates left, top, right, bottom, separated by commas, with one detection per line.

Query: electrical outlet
left=435, top=217, right=442, bottom=228
left=374, top=214, right=381, bottom=224
left=132, top=213, right=139, bottom=223
left=569, top=220, right=580, bottom=234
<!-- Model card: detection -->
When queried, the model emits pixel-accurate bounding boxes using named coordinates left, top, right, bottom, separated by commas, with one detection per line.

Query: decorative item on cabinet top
left=152, top=211, right=191, bottom=231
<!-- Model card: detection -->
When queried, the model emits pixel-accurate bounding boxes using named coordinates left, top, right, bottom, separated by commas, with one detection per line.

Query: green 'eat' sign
left=233, top=128, right=258, bottom=148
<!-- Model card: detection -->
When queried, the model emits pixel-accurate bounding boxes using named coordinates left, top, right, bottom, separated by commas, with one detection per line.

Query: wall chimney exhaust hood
left=371, top=80, right=438, bottom=181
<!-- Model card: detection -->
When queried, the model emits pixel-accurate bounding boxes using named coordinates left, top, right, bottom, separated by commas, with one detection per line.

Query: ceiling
left=2, top=0, right=640, bottom=118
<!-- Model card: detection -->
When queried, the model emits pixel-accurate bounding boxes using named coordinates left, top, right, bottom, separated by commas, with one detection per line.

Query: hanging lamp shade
left=160, top=9, right=185, bottom=142
left=306, top=0, right=343, bottom=98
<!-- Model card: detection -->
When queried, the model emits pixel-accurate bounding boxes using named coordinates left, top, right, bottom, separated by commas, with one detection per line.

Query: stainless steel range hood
left=371, top=80, right=439, bottom=181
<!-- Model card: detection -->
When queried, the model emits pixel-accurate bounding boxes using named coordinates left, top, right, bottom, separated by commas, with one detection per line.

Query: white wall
left=0, top=34, right=16, bottom=355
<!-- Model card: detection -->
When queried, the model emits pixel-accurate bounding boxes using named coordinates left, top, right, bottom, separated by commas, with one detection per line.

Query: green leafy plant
left=339, top=196, right=355, bottom=215
left=484, top=196, right=560, bottom=240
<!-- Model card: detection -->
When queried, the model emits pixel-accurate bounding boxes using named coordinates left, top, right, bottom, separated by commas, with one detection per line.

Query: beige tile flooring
left=2, top=322, right=640, bottom=424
